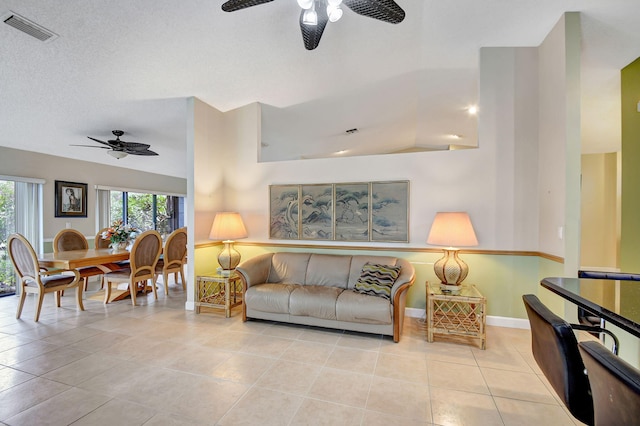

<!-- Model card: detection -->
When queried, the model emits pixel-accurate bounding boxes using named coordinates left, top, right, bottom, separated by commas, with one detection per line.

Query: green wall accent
left=621, top=57, right=640, bottom=271
left=196, top=244, right=559, bottom=319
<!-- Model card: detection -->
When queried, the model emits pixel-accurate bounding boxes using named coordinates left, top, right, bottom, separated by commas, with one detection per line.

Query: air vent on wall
left=3, top=12, right=58, bottom=42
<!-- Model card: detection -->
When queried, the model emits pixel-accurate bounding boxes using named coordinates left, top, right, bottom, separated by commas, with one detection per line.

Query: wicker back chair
left=103, top=230, right=163, bottom=305
left=95, top=228, right=112, bottom=249
left=53, top=228, right=114, bottom=291
left=53, top=228, right=88, bottom=252
left=155, top=227, right=187, bottom=295
left=8, top=233, right=83, bottom=321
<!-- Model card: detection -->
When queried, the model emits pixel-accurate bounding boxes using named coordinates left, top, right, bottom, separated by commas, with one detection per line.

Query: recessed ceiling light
left=467, top=105, right=478, bottom=115
left=448, top=134, right=463, bottom=139
left=335, top=150, right=348, bottom=155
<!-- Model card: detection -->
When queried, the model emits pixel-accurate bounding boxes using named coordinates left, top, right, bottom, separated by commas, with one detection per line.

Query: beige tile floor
left=0, top=278, right=585, bottom=426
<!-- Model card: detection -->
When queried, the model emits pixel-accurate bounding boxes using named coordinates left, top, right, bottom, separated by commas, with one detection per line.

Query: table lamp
left=209, top=212, right=248, bottom=273
left=427, top=212, right=478, bottom=291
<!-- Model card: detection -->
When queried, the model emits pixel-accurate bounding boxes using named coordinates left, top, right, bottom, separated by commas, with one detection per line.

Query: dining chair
left=95, top=228, right=112, bottom=249
left=53, top=228, right=114, bottom=291
left=8, top=233, right=83, bottom=321
left=103, top=230, right=162, bottom=306
left=154, top=227, right=187, bottom=295
left=522, top=294, right=595, bottom=425
left=578, top=340, right=640, bottom=425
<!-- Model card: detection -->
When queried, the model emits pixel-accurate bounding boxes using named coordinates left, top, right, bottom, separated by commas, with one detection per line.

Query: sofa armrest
left=390, top=258, right=416, bottom=302
left=236, top=253, right=273, bottom=289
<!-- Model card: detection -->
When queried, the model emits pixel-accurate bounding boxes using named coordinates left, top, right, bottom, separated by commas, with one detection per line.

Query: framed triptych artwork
left=269, top=181, right=409, bottom=243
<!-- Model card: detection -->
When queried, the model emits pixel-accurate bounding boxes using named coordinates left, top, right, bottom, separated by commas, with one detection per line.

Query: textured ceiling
left=1, top=0, right=639, bottom=176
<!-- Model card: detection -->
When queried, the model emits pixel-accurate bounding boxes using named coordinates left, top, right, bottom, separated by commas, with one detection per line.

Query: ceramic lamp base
left=217, top=240, right=241, bottom=271
left=433, top=248, right=469, bottom=288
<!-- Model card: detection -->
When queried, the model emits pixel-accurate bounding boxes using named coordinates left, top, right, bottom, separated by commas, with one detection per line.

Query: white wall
left=479, top=47, right=540, bottom=251
left=186, top=97, right=229, bottom=308
left=0, top=146, right=186, bottom=239
left=537, top=12, right=582, bottom=275
left=217, top=102, right=536, bottom=253
left=193, top=18, right=582, bottom=257
left=190, top=97, right=227, bottom=244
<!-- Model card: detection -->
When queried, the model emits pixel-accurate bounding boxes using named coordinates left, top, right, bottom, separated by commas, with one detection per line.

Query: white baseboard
left=486, top=316, right=530, bottom=329
left=405, top=307, right=530, bottom=329
left=406, top=307, right=425, bottom=319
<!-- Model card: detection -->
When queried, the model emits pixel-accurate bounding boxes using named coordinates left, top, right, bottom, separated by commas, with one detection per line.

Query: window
left=0, top=176, right=45, bottom=296
left=0, top=180, right=16, bottom=296
left=106, top=190, right=184, bottom=236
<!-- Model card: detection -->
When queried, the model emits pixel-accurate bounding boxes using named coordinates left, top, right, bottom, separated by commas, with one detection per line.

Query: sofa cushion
left=290, top=285, right=344, bottom=320
left=245, top=283, right=298, bottom=314
left=336, top=290, right=392, bottom=324
left=354, top=263, right=401, bottom=300
left=267, top=253, right=311, bottom=284
left=306, top=254, right=351, bottom=288
left=347, top=255, right=399, bottom=289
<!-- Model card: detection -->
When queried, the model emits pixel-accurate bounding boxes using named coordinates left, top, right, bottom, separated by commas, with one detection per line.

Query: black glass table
left=541, top=276, right=640, bottom=339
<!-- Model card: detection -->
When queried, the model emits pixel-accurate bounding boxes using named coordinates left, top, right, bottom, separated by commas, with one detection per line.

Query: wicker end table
left=426, top=281, right=486, bottom=349
left=195, top=272, right=243, bottom=317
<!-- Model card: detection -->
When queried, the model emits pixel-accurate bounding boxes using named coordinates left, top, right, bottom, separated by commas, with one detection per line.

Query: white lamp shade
left=209, top=212, right=248, bottom=241
left=427, top=212, right=478, bottom=248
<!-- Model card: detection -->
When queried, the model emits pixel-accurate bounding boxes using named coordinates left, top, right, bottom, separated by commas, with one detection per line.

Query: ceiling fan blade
left=126, top=148, right=158, bottom=156
left=120, top=141, right=151, bottom=150
left=87, top=136, right=113, bottom=147
left=221, top=0, right=273, bottom=12
left=300, top=6, right=329, bottom=50
left=343, top=0, right=405, bottom=24
left=71, top=144, right=110, bottom=149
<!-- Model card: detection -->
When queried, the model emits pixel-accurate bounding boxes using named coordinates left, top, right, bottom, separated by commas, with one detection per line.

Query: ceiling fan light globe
left=108, top=150, right=128, bottom=159
left=297, top=0, right=313, bottom=9
left=327, top=5, right=343, bottom=22
left=327, top=0, right=342, bottom=6
left=302, top=9, right=318, bottom=25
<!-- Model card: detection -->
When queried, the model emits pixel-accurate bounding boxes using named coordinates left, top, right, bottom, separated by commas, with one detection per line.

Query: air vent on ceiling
left=3, top=12, right=58, bottom=42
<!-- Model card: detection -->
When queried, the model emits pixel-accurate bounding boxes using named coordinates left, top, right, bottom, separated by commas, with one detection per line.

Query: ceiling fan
left=221, top=0, right=405, bottom=50
left=72, top=130, right=158, bottom=159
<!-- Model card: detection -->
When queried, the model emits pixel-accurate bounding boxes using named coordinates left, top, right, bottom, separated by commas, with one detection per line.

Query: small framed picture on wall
left=54, top=180, right=87, bottom=217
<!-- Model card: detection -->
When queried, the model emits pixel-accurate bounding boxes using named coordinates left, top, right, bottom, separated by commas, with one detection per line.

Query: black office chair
left=579, top=341, right=640, bottom=425
left=522, top=294, right=594, bottom=425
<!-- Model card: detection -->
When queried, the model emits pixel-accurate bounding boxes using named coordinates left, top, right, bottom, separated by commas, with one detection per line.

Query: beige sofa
left=236, top=252, right=416, bottom=342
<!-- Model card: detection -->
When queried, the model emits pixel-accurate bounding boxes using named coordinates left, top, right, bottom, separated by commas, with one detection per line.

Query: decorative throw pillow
left=354, top=262, right=401, bottom=300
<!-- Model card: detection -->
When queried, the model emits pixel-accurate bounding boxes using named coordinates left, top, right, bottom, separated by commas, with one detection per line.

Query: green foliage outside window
left=0, top=181, right=16, bottom=295
left=110, top=191, right=179, bottom=236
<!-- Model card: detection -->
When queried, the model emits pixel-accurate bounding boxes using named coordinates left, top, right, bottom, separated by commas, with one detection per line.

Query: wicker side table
left=426, top=281, right=486, bottom=349
left=195, top=272, right=243, bottom=317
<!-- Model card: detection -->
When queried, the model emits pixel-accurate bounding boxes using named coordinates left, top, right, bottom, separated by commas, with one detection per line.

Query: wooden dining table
left=38, top=248, right=130, bottom=270
left=38, top=248, right=131, bottom=303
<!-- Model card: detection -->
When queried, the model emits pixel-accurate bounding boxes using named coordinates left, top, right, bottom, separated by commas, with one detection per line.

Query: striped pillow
left=354, top=262, right=401, bottom=300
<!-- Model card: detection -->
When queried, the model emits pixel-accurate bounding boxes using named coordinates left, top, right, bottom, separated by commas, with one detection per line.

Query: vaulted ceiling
left=1, top=1, right=639, bottom=177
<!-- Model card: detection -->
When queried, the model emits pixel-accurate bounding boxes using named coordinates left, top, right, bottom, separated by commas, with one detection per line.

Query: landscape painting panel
left=335, top=183, right=369, bottom=241
left=270, top=185, right=300, bottom=239
left=371, top=181, right=409, bottom=242
left=301, top=184, right=333, bottom=240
